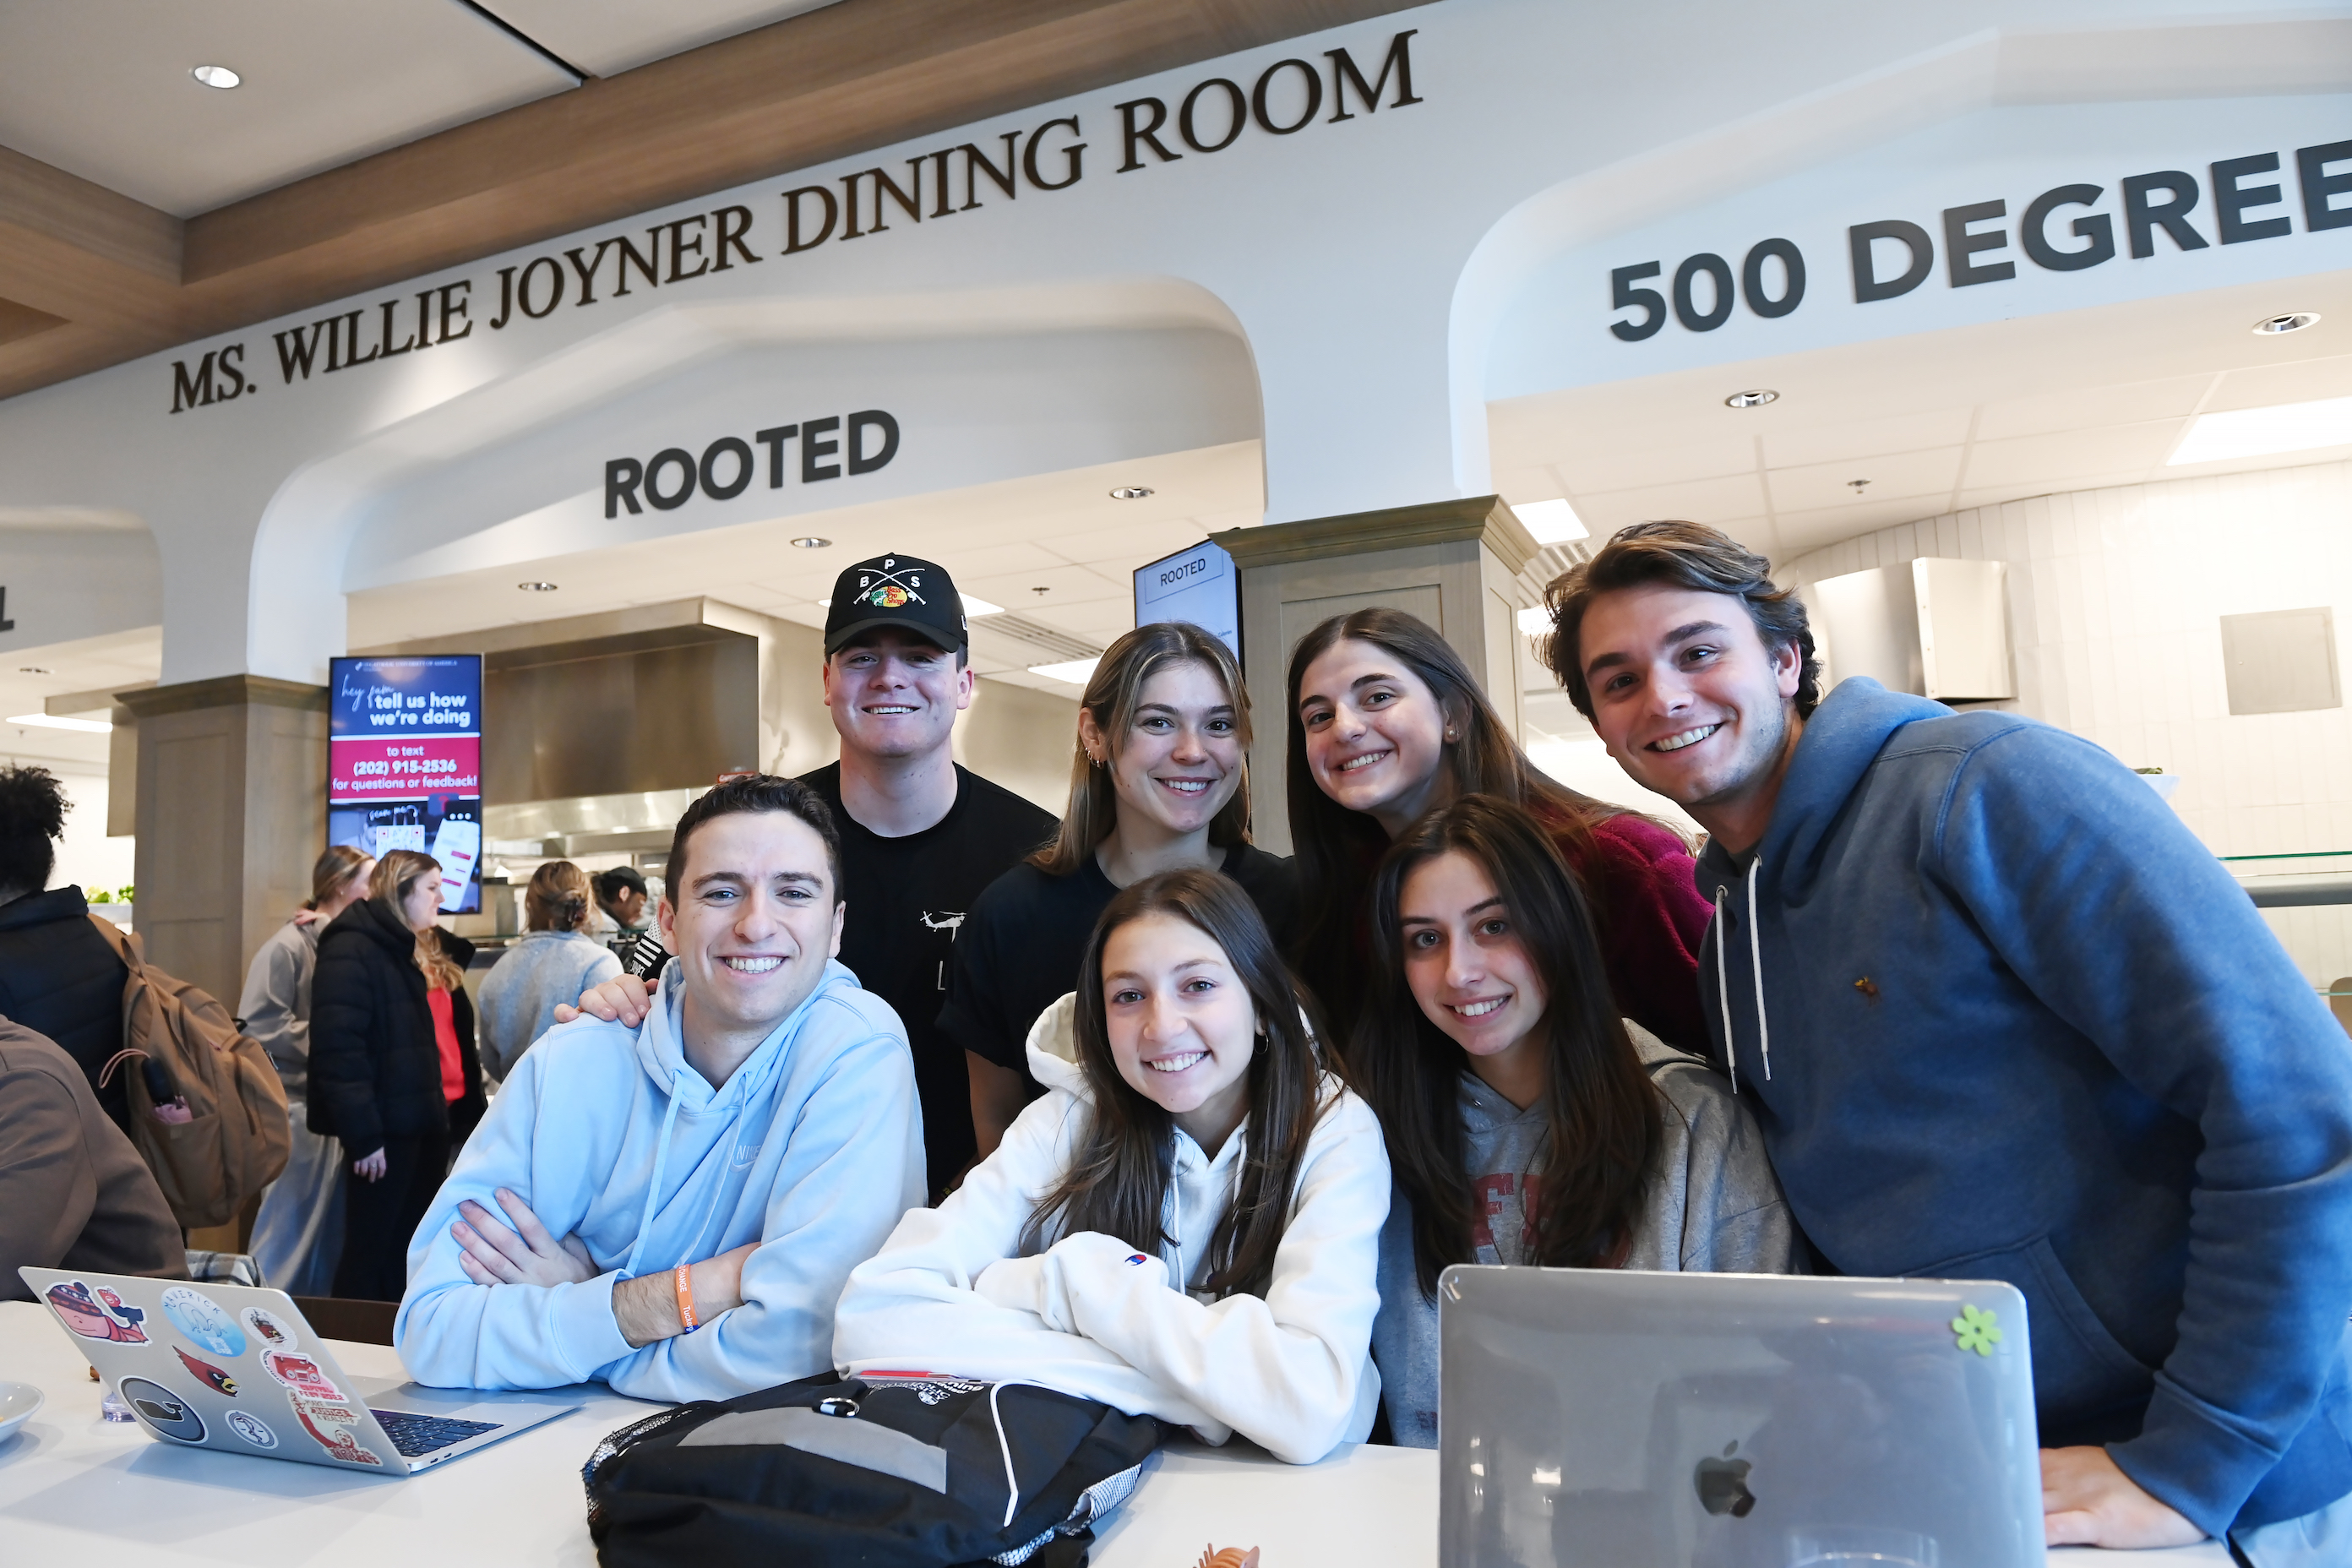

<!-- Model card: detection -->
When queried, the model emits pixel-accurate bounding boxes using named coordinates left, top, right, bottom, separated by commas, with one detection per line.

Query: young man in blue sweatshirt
left=395, top=776, right=924, bottom=1403
left=1543, top=521, right=2352, bottom=1565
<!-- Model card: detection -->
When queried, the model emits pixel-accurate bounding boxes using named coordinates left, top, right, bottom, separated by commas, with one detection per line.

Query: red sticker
left=174, top=1346, right=240, bottom=1396
left=261, top=1350, right=345, bottom=1402
left=291, top=1396, right=381, bottom=1467
left=46, top=1279, right=149, bottom=1343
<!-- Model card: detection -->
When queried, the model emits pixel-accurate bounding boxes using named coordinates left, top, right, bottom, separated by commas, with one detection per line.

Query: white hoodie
left=832, top=994, right=1391, bottom=1464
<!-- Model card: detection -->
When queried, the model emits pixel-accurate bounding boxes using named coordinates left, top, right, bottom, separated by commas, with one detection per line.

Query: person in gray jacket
left=1353, top=794, right=1795, bottom=1446
left=242, top=846, right=373, bottom=1294
left=476, top=859, right=622, bottom=1081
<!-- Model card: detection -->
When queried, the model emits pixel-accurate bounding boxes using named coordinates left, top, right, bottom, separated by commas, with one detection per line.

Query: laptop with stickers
left=1440, top=1268, right=2046, bottom=1568
left=19, top=1266, right=580, bottom=1476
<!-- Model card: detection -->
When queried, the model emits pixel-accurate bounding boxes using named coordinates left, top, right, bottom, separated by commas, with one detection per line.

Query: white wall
left=1785, top=458, right=2352, bottom=987
left=30, top=765, right=137, bottom=901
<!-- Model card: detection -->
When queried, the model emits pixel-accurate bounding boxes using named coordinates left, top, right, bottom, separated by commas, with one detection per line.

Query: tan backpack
left=89, top=915, right=291, bottom=1229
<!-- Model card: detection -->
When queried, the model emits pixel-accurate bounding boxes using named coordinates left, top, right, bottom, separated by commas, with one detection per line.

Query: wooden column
left=1210, top=497, right=1541, bottom=855
left=117, top=675, right=328, bottom=1007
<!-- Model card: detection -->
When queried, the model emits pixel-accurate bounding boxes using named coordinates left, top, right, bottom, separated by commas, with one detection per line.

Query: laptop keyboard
left=368, top=1408, right=503, bottom=1457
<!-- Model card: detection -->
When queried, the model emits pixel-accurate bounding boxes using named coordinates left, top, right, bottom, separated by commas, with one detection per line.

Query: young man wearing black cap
left=799, top=555, right=1054, bottom=1197
left=566, top=555, right=1055, bottom=1198
left=591, top=866, right=665, bottom=980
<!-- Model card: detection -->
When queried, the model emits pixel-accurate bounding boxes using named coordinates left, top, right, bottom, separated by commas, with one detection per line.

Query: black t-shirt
left=939, top=842, right=1300, bottom=1082
left=799, top=763, right=1058, bottom=1199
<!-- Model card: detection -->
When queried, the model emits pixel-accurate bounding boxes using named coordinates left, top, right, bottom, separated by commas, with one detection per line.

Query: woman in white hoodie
left=833, top=867, right=1391, bottom=1465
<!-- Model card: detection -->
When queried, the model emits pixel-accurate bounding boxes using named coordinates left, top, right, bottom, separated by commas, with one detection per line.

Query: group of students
left=374, top=535, right=2352, bottom=1565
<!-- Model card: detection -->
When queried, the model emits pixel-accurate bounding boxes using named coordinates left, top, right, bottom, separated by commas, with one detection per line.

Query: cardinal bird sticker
left=175, top=1346, right=240, bottom=1396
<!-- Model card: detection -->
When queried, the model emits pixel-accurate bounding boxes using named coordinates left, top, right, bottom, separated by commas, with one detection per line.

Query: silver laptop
left=1440, top=1267, right=2044, bottom=1568
left=20, top=1266, right=580, bottom=1476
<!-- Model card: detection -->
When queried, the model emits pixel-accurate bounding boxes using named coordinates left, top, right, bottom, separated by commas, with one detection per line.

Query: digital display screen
left=1133, top=539, right=1239, bottom=658
left=327, top=655, right=484, bottom=915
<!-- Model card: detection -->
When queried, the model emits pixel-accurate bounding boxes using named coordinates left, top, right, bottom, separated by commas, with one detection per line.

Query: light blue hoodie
left=395, top=957, right=924, bottom=1402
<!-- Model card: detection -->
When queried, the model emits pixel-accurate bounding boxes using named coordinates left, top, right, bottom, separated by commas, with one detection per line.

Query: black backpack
left=584, top=1370, right=1162, bottom=1568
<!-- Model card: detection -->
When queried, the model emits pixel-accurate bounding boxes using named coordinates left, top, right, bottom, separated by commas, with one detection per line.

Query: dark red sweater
left=1545, top=810, right=1713, bottom=1054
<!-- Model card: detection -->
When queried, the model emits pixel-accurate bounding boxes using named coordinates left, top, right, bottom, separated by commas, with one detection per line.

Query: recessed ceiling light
left=190, top=64, right=241, bottom=90
left=1514, top=498, right=1588, bottom=545
left=816, top=597, right=831, bottom=608
left=1516, top=606, right=1552, bottom=636
left=792, top=536, right=831, bottom=548
left=2253, top=312, right=2321, bottom=335
left=2170, top=395, right=2352, bottom=466
left=1724, top=389, right=1779, bottom=409
left=1028, top=658, right=1100, bottom=684
left=963, top=595, right=1005, bottom=617
left=518, top=580, right=558, bottom=592
left=7, top=712, right=111, bottom=733
left=17, top=667, right=51, bottom=674
left=1031, top=585, right=1050, bottom=596
left=1847, top=479, right=1871, bottom=493
left=1109, top=487, right=1154, bottom=500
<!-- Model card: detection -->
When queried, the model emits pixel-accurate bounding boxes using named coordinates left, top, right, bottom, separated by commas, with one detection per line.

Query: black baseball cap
left=595, top=866, right=647, bottom=899
left=824, top=553, right=968, bottom=656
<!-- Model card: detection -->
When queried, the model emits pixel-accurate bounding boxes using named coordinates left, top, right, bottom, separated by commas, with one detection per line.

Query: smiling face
left=1082, top=660, right=1244, bottom=841
left=658, top=809, right=846, bottom=1079
left=1398, top=850, right=1549, bottom=1102
left=1576, top=584, right=1804, bottom=850
left=1297, top=639, right=1456, bottom=837
left=1101, top=911, right=1257, bottom=1152
left=823, top=628, right=975, bottom=764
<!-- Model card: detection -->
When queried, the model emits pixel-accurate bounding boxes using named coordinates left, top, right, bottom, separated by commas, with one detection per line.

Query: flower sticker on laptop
left=1952, top=1304, right=2003, bottom=1357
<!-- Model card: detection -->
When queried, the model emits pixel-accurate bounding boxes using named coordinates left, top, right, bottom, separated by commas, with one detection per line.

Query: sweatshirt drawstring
left=623, top=1079, right=685, bottom=1279
left=1712, top=855, right=1773, bottom=1089
left=1746, top=856, right=1772, bottom=1082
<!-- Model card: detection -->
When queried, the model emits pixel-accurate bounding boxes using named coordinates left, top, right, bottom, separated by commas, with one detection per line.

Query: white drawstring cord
left=1712, top=885, right=1736, bottom=1096
left=989, top=1381, right=1027, bottom=1527
left=1746, top=856, right=1772, bottom=1082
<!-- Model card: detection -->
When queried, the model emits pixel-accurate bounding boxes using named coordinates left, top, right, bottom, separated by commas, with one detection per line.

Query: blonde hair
left=525, top=859, right=592, bottom=933
left=370, top=849, right=462, bottom=991
left=307, top=845, right=372, bottom=910
left=1027, top=622, right=1252, bottom=876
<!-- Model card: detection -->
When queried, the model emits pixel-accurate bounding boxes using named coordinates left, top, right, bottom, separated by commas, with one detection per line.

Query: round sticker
left=240, top=1306, right=295, bottom=1350
left=120, top=1376, right=206, bottom=1443
left=226, top=1410, right=277, bottom=1449
left=160, top=1287, right=246, bottom=1358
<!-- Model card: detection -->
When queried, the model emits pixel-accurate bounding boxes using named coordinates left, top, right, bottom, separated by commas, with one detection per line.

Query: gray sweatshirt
left=474, top=929, right=622, bottom=1082
left=238, top=917, right=320, bottom=1098
left=1371, top=1021, right=1799, bottom=1447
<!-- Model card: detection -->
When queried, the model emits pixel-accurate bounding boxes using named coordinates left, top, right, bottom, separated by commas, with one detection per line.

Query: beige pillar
left=1210, top=496, right=1541, bottom=855
left=117, top=676, right=328, bottom=1008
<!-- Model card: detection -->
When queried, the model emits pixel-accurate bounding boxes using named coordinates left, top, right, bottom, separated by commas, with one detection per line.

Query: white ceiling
left=345, top=440, right=1266, bottom=697
left=1490, top=270, right=2352, bottom=566
left=481, top=0, right=839, bottom=79
left=0, top=0, right=841, bottom=216
left=0, top=624, right=159, bottom=774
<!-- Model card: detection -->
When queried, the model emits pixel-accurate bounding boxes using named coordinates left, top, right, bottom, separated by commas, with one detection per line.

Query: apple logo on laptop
left=1694, top=1441, right=1757, bottom=1518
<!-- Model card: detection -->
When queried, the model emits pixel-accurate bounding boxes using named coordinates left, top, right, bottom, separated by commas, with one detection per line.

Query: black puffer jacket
left=0, top=887, right=129, bottom=1128
left=308, top=898, right=482, bottom=1153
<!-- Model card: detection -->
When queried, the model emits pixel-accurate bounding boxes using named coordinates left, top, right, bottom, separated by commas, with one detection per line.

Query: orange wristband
left=674, top=1262, right=699, bottom=1332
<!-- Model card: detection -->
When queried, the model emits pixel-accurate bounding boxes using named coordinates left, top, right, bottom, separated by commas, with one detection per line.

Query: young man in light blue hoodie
left=395, top=776, right=925, bottom=1403
left=1544, top=522, right=2352, bottom=1568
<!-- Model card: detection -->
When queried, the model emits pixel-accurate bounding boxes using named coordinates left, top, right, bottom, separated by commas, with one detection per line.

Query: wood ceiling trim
left=0, top=0, right=1424, bottom=405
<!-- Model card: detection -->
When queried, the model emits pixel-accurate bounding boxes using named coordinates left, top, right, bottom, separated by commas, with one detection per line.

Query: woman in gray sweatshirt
left=475, top=860, right=621, bottom=1082
left=1353, top=794, right=1797, bottom=1447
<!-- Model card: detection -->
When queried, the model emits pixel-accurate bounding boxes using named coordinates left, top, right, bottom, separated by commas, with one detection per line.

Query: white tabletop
left=0, top=1300, right=2233, bottom=1565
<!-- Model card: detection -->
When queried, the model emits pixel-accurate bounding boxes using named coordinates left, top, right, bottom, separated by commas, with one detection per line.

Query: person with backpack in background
left=476, top=859, right=620, bottom=1081
left=0, top=765, right=132, bottom=1129
left=591, top=865, right=667, bottom=981
left=311, top=850, right=484, bottom=1300
left=242, top=845, right=374, bottom=1294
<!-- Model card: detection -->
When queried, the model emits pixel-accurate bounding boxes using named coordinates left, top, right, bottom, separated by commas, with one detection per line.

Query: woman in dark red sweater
left=1286, top=607, right=1711, bottom=1054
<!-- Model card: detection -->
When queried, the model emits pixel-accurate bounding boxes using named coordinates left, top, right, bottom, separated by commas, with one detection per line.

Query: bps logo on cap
left=825, top=553, right=966, bottom=656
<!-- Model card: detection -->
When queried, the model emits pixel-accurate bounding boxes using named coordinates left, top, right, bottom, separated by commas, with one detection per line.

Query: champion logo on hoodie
left=1123, top=1254, right=1149, bottom=1267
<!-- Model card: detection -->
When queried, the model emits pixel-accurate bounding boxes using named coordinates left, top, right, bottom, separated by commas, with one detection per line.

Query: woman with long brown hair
left=1357, top=795, right=1793, bottom=1446
left=836, top=868, right=1390, bottom=1463
left=943, top=620, right=1297, bottom=1161
left=309, top=849, right=486, bottom=1300
left=1287, top=607, right=1712, bottom=1050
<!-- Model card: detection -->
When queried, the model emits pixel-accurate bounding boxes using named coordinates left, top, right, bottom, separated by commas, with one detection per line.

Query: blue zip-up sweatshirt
left=1696, top=678, right=2352, bottom=1538
left=395, top=958, right=924, bottom=1402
